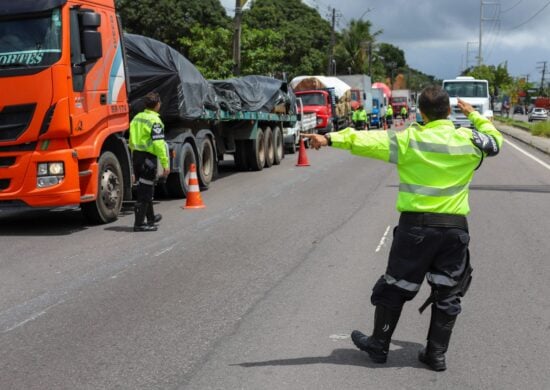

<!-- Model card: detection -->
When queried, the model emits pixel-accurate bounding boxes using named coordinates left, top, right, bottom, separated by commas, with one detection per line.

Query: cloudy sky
left=220, top=0, right=550, bottom=83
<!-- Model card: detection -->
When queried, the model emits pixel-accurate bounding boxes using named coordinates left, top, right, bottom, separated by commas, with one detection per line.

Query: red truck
left=534, top=97, right=550, bottom=110
left=290, top=76, right=352, bottom=134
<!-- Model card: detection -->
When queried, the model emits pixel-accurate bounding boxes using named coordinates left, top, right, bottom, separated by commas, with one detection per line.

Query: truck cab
left=0, top=0, right=132, bottom=223
left=294, top=89, right=335, bottom=134
left=443, top=76, right=493, bottom=128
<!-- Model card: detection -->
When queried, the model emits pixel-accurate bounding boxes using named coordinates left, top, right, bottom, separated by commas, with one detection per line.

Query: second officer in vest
left=129, top=92, right=170, bottom=232
left=303, top=85, right=502, bottom=371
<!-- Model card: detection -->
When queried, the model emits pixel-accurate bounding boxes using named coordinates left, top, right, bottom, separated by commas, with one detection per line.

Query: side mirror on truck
left=81, top=12, right=102, bottom=62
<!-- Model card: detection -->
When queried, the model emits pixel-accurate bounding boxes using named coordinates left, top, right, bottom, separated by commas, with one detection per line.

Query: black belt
left=400, top=212, right=468, bottom=230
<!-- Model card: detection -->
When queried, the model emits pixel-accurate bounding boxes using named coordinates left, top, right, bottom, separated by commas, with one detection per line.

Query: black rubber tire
left=264, top=127, right=274, bottom=168
left=287, top=137, right=297, bottom=154
left=245, top=128, right=265, bottom=171
left=81, top=151, right=123, bottom=224
left=166, top=142, right=196, bottom=198
left=197, top=136, right=215, bottom=189
left=273, top=126, right=284, bottom=165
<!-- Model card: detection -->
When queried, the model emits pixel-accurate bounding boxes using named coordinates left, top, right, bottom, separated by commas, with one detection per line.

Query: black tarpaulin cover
left=210, top=75, right=290, bottom=113
left=124, top=34, right=294, bottom=120
left=124, top=33, right=210, bottom=121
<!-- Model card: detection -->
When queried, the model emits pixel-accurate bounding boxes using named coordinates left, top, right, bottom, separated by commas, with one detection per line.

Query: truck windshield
left=0, top=8, right=62, bottom=68
left=299, top=93, right=326, bottom=106
left=444, top=82, right=488, bottom=98
left=392, top=97, right=407, bottom=103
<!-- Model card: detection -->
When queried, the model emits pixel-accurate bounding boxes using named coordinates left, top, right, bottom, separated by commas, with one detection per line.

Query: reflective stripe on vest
left=388, top=131, right=399, bottom=164
left=409, top=139, right=479, bottom=155
left=399, top=183, right=468, bottom=197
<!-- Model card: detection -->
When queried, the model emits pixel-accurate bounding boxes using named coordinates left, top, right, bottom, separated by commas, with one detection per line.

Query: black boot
left=351, top=305, right=402, bottom=363
left=418, top=305, right=457, bottom=371
left=134, top=202, right=158, bottom=232
left=146, top=201, right=162, bottom=226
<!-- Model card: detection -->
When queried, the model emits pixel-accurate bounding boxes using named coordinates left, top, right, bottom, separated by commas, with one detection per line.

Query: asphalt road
left=1, top=124, right=549, bottom=389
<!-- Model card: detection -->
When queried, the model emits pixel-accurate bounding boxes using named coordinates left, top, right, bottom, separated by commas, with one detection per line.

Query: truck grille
left=0, top=179, right=9, bottom=190
left=0, top=157, right=15, bottom=167
left=0, top=104, right=36, bottom=142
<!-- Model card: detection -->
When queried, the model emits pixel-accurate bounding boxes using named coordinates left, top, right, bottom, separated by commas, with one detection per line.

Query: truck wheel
left=166, top=142, right=196, bottom=198
left=273, top=126, right=284, bottom=165
left=234, top=140, right=248, bottom=171
left=246, top=128, right=265, bottom=171
left=81, top=151, right=123, bottom=224
left=287, top=136, right=297, bottom=154
left=264, top=127, right=274, bottom=168
left=198, top=136, right=215, bottom=189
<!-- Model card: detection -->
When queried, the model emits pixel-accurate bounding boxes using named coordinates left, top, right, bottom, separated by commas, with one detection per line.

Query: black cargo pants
left=132, top=150, right=157, bottom=203
left=371, top=213, right=470, bottom=316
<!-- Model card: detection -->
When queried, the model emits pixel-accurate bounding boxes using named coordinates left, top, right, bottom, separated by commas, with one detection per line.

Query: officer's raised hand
left=457, top=98, right=475, bottom=116
left=302, top=133, right=328, bottom=150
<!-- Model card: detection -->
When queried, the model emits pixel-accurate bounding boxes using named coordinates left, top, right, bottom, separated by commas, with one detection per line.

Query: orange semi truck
left=0, top=0, right=296, bottom=223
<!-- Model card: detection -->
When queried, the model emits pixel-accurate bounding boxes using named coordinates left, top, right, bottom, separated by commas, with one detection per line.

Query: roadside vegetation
left=495, top=116, right=550, bottom=137
left=115, top=0, right=437, bottom=88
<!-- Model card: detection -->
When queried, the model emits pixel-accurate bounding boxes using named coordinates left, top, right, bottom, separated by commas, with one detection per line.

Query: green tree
left=376, top=43, right=406, bottom=79
left=243, top=0, right=332, bottom=78
left=116, top=0, right=230, bottom=55
left=179, top=25, right=234, bottom=79
left=333, top=19, right=381, bottom=75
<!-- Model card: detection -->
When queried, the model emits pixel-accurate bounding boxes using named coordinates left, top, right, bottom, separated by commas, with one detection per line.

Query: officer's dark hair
left=418, top=85, right=450, bottom=121
left=144, top=92, right=161, bottom=109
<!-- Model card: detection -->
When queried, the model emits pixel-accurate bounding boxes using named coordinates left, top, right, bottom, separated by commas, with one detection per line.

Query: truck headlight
left=37, top=162, right=65, bottom=176
left=36, top=162, right=65, bottom=188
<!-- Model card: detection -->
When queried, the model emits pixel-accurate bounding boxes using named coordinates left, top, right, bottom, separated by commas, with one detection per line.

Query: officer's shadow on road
left=232, top=339, right=430, bottom=370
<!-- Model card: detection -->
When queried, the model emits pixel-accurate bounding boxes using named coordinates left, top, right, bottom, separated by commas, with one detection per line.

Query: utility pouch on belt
left=418, top=253, right=473, bottom=314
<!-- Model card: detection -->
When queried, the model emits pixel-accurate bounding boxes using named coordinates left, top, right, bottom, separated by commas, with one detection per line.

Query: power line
left=510, top=0, right=550, bottom=29
left=501, top=0, right=523, bottom=13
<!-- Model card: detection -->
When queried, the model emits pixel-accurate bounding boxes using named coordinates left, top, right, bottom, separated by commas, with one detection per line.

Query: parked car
left=528, top=108, right=548, bottom=122
left=513, top=105, right=524, bottom=114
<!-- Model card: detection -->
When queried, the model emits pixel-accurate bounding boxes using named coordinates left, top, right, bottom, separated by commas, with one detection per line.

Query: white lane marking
left=375, top=225, right=391, bottom=252
left=154, top=245, right=175, bottom=257
left=329, top=334, right=349, bottom=340
left=504, top=139, right=550, bottom=171
left=3, top=301, right=64, bottom=333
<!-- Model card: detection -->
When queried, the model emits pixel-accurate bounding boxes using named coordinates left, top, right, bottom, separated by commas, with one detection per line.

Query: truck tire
left=234, top=140, right=248, bottom=171
left=166, top=142, right=196, bottom=198
left=81, top=151, right=123, bottom=224
left=264, top=127, right=274, bottom=168
left=246, top=128, right=265, bottom=171
left=287, top=137, right=297, bottom=154
left=197, top=136, right=215, bottom=189
left=273, top=126, right=283, bottom=165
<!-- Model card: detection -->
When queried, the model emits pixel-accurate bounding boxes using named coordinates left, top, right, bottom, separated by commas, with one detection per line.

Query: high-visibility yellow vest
left=353, top=109, right=367, bottom=122
left=129, top=109, right=169, bottom=168
left=386, top=106, right=393, bottom=117
left=329, top=111, right=503, bottom=215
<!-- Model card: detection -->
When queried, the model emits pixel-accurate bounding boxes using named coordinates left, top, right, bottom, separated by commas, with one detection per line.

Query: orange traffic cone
left=296, top=137, right=310, bottom=167
left=182, top=163, right=205, bottom=209
left=383, top=120, right=387, bottom=130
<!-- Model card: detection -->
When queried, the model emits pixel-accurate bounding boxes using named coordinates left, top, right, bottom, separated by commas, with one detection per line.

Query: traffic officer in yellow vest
left=352, top=104, right=368, bottom=130
left=129, top=92, right=170, bottom=232
left=400, top=105, right=408, bottom=121
left=385, top=105, right=393, bottom=128
left=303, top=85, right=502, bottom=371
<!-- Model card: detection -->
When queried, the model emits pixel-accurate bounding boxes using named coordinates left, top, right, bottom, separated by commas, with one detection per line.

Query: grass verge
left=495, top=115, right=550, bottom=138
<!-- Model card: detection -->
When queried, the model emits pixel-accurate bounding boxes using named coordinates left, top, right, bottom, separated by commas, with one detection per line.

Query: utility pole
left=466, top=41, right=478, bottom=70
left=232, top=0, right=243, bottom=75
left=477, top=0, right=500, bottom=66
left=537, top=61, right=547, bottom=95
left=326, top=8, right=336, bottom=75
